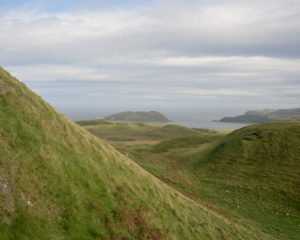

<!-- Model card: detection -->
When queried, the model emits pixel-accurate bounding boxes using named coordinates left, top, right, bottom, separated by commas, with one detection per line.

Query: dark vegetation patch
left=104, top=186, right=166, bottom=240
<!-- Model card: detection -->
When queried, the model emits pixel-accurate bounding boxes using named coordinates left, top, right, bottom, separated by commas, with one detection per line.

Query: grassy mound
left=201, top=121, right=300, bottom=186
left=195, top=122, right=300, bottom=239
left=0, top=67, right=274, bottom=239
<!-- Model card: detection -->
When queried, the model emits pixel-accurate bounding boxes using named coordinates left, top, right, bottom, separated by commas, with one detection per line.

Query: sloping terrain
left=121, top=122, right=300, bottom=240
left=196, top=121, right=300, bottom=239
left=0, top=67, right=275, bottom=240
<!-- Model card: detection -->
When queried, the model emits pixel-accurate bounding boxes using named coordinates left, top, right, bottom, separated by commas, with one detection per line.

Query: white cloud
left=159, top=56, right=300, bottom=72
left=178, top=88, right=262, bottom=97
left=0, top=0, right=299, bottom=110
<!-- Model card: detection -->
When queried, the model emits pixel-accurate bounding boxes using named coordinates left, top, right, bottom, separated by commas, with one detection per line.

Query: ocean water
left=159, top=110, right=250, bottom=130
left=61, top=108, right=250, bottom=130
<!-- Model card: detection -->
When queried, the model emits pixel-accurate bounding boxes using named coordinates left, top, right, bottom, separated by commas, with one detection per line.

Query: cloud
left=6, top=65, right=109, bottom=82
left=1, top=0, right=300, bottom=111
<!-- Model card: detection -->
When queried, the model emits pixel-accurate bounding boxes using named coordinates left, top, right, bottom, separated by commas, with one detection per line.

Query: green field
left=77, top=119, right=216, bottom=147
left=81, top=117, right=300, bottom=240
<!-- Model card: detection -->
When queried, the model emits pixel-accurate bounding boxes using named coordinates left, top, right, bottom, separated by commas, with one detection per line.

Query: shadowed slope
left=0, top=67, right=274, bottom=240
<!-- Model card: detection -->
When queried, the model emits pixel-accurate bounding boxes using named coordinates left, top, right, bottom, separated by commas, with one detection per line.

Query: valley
left=80, top=119, right=300, bottom=240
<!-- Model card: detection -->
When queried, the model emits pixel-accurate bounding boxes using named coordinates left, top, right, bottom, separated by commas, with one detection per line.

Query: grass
left=0, top=67, right=276, bottom=239
left=153, top=135, right=221, bottom=152
left=115, top=122, right=300, bottom=240
left=193, top=121, right=300, bottom=239
left=76, top=119, right=116, bottom=126
left=79, top=108, right=300, bottom=240
left=80, top=121, right=206, bottom=147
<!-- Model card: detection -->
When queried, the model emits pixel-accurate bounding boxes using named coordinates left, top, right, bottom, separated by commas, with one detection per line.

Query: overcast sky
left=1, top=0, right=300, bottom=114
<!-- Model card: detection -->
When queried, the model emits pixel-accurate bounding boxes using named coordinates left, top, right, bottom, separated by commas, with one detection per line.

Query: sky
left=1, top=0, right=300, bottom=115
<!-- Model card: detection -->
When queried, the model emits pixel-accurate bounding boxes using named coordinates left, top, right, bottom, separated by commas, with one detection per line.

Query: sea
left=61, top=108, right=250, bottom=130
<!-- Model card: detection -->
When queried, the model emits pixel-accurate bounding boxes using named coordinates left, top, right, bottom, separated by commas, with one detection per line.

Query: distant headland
left=220, top=108, right=300, bottom=123
left=104, top=111, right=170, bottom=122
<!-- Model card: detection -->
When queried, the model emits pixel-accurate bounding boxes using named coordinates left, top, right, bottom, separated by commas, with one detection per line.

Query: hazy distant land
left=220, top=108, right=300, bottom=123
left=104, top=111, right=170, bottom=123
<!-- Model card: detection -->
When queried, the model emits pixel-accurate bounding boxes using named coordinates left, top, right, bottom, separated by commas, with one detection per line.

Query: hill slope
left=195, top=121, right=300, bottom=239
left=109, top=122, right=300, bottom=239
left=0, top=67, right=274, bottom=239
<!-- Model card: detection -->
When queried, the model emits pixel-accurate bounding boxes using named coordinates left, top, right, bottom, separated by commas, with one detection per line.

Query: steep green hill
left=200, top=121, right=300, bottom=186
left=195, top=122, right=300, bottom=239
left=0, top=67, right=274, bottom=239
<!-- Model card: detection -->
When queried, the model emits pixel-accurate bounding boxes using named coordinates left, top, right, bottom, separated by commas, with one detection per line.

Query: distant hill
left=104, top=111, right=169, bottom=122
left=220, top=108, right=300, bottom=123
left=1, top=67, right=272, bottom=239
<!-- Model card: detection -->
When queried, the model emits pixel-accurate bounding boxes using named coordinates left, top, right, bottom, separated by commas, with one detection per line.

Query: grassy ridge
left=0, top=67, right=275, bottom=239
left=195, top=122, right=300, bottom=239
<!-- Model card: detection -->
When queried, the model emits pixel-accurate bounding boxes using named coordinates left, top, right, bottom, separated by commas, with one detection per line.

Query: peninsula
left=104, top=111, right=170, bottom=122
left=220, top=108, right=300, bottom=123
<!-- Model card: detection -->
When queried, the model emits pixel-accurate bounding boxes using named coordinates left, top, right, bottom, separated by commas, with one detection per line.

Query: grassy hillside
left=194, top=121, right=300, bottom=239
left=122, top=122, right=300, bottom=240
left=0, top=67, right=275, bottom=239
